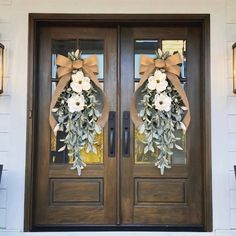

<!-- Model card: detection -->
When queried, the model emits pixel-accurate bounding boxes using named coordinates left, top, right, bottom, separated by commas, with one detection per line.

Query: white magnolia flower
left=147, top=70, right=168, bottom=93
left=67, top=94, right=85, bottom=113
left=70, top=70, right=91, bottom=93
left=154, top=93, right=172, bottom=112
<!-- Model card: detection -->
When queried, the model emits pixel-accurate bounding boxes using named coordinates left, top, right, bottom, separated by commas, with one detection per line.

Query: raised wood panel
left=50, top=178, right=103, bottom=205
left=135, top=178, right=187, bottom=205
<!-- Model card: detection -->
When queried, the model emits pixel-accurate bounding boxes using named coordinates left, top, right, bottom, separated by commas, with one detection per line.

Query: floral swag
left=131, top=49, right=191, bottom=175
left=49, top=50, right=109, bottom=175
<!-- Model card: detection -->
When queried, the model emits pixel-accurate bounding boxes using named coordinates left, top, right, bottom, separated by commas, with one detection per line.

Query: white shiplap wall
left=227, top=0, right=236, bottom=230
left=0, top=0, right=11, bottom=229
left=0, top=0, right=236, bottom=235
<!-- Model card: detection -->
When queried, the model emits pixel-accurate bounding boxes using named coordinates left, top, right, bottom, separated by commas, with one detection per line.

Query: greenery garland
left=52, top=50, right=102, bottom=175
left=138, top=49, right=187, bottom=175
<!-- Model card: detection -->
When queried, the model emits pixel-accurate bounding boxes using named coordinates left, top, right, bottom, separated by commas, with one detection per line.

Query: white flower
left=147, top=70, right=168, bottom=93
left=154, top=93, right=172, bottom=112
left=72, top=71, right=84, bottom=82
left=70, top=70, right=91, bottom=93
left=67, top=94, right=85, bottom=113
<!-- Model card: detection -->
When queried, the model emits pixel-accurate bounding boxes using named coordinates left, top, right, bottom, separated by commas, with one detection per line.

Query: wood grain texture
left=33, top=26, right=117, bottom=226
left=25, top=14, right=211, bottom=231
left=120, top=25, right=205, bottom=227
left=50, top=178, right=103, bottom=204
left=135, top=178, right=187, bottom=204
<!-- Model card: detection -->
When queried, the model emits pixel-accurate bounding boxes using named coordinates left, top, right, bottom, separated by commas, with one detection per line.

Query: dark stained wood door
left=120, top=26, right=203, bottom=226
left=33, top=23, right=205, bottom=229
left=34, top=26, right=118, bottom=226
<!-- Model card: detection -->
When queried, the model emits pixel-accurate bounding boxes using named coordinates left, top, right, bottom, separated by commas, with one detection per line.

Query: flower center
left=156, top=79, right=160, bottom=83
left=76, top=102, right=80, bottom=106
left=78, top=81, right=82, bottom=84
left=159, top=101, right=163, bottom=105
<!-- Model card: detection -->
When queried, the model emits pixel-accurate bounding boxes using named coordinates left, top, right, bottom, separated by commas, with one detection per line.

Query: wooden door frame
left=25, top=13, right=211, bottom=232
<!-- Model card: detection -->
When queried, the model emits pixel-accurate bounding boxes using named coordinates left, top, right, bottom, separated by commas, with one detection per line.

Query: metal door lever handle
left=108, top=111, right=116, bottom=157
left=122, top=111, right=130, bottom=157
left=124, top=128, right=129, bottom=155
left=109, top=128, right=114, bottom=153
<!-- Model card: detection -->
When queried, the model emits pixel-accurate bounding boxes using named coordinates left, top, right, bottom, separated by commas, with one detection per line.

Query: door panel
left=120, top=26, right=203, bottom=225
left=34, top=27, right=117, bottom=226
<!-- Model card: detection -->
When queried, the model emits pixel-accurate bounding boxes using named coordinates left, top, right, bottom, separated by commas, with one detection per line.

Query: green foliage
left=138, top=81, right=186, bottom=175
left=53, top=84, right=101, bottom=175
left=53, top=50, right=101, bottom=175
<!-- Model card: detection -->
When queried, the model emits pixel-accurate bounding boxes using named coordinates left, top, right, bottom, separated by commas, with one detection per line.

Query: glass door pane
left=50, top=39, right=105, bottom=165
left=134, top=39, right=188, bottom=165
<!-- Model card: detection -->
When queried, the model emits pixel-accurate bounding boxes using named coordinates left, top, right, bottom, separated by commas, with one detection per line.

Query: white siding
left=227, top=0, right=236, bottom=230
left=0, top=0, right=235, bottom=235
left=0, top=2, right=11, bottom=229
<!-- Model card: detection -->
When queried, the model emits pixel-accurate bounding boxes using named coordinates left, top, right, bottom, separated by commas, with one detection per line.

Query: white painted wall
left=0, top=0, right=235, bottom=235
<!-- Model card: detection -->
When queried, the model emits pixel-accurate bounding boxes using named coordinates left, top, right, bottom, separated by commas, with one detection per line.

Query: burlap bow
left=49, top=54, right=109, bottom=133
left=130, top=53, right=190, bottom=130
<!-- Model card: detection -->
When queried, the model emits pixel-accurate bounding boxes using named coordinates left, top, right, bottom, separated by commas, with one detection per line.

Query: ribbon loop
left=49, top=54, right=109, bottom=133
left=131, top=52, right=191, bottom=130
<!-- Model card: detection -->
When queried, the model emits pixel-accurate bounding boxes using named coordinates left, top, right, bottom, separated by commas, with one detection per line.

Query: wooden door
left=120, top=26, right=203, bottom=227
left=34, top=26, right=118, bottom=226
left=33, top=23, right=206, bottom=229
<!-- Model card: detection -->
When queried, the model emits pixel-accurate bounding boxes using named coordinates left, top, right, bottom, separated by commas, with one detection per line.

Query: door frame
left=25, top=13, right=211, bottom=232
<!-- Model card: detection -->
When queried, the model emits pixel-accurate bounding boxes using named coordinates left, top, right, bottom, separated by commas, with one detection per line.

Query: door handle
left=122, top=111, right=130, bottom=157
left=108, top=111, right=116, bottom=157
left=109, top=128, right=114, bottom=154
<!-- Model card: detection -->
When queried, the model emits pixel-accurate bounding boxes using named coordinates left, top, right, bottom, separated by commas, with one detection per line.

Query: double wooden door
left=34, top=24, right=204, bottom=229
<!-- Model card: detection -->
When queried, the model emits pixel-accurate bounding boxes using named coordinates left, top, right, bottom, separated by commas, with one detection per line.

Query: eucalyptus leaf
left=175, top=144, right=183, bottom=150
left=144, top=145, right=149, bottom=154
left=58, top=145, right=66, bottom=152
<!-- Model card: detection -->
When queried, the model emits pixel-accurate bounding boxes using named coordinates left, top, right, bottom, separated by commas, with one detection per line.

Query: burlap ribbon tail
left=130, top=53, right=191, bottom=129
left=49, top=54, right=109, bottom=133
